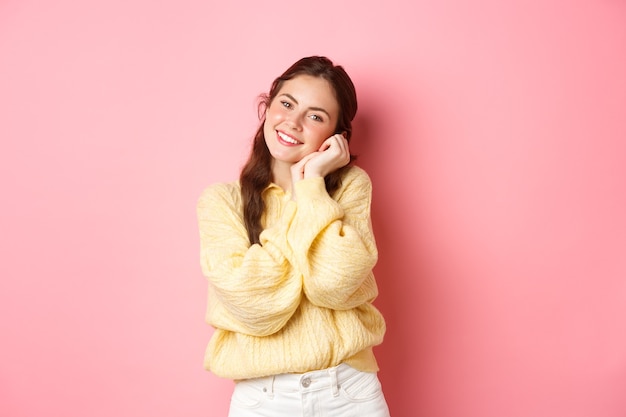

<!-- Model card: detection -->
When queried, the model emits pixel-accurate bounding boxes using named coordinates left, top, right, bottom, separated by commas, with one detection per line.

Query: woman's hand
left=289, top=133, right=351, bottom=200
left=302, top=133, right=351, bottom=179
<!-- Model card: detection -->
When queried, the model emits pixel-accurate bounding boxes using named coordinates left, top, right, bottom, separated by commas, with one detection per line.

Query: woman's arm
left=197, top=183, right=301, bottom=336
left=287, top=167, right=379, bottom=309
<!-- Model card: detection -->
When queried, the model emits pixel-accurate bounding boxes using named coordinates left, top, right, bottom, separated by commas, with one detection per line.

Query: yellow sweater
left=197, top=166, right=386, bottom=380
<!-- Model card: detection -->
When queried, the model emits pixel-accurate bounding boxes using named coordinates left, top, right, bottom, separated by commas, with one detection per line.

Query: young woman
left=197, top=56, right=390, bottom=417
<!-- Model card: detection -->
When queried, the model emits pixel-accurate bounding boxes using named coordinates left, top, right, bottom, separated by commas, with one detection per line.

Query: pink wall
left=1, top=1, right=625, bottom=416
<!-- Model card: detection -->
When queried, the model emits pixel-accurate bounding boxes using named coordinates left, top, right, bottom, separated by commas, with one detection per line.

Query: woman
left=197, top=56, right=390, bottom=417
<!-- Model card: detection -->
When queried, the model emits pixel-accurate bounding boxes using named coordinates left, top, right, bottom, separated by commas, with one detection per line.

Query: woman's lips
left=277, top=131, right=302, bottom=145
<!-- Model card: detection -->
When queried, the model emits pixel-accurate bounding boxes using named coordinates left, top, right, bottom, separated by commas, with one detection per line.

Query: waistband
left=237, top=363, right=364, bottom=397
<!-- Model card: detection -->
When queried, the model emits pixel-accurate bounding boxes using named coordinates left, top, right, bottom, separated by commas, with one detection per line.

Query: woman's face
left=264, top=74, right=340, bottom=166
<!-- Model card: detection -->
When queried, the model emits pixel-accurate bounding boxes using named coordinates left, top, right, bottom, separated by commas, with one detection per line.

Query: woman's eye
left=280, top=101, right=291, bottom=108
left=309, top=114, right=323, bottom=122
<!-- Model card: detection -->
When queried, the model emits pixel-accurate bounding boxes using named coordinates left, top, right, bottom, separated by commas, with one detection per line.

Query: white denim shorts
left=228, top=363, right=391, bottom=417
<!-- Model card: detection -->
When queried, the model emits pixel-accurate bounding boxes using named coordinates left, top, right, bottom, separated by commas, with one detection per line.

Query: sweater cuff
left=293, top=177, right=328, bottom=201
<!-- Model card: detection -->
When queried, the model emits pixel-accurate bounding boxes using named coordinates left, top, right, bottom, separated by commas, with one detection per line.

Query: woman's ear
left=258, top=101, right=269, bottom=120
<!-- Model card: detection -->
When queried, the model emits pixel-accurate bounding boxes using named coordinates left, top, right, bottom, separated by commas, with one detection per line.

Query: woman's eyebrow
left=279, top=93, right=331, bottom=119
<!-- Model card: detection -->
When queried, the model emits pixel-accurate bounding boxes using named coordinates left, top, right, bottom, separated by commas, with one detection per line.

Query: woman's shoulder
left=332, top=165, right=373, bottom=203
left=341, top=165, right=372, bottom=187
left=198, top=180, right=242, bottom=207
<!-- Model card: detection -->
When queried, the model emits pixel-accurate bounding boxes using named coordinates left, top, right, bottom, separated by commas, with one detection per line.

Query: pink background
left=1, top=0, right=625, bottom=416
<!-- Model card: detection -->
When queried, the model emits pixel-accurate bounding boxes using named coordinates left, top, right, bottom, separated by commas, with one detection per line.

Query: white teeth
left=278, top=131, right=300, bottom=144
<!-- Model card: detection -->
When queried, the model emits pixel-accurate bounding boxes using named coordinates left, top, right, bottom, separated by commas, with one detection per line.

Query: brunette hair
left=240, top=56, right=358, bottom=245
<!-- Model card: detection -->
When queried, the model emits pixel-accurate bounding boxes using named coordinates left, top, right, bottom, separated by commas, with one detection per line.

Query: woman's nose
left=286, top=113, right=303, bottom=131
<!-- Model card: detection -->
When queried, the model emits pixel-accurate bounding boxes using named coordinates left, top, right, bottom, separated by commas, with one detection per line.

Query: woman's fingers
left=301, top=134, right=350, bottom=178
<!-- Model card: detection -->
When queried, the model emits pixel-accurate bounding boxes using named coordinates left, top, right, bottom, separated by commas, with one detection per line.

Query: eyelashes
left=279, top=101, right=324, bottom=123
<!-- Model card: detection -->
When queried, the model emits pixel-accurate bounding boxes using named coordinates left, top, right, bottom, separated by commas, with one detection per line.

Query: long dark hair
left=240, top=56, right=358, bottom=245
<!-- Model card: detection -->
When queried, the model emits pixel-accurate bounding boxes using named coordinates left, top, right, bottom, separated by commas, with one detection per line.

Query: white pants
left=228, top=363, right=391, bottom=417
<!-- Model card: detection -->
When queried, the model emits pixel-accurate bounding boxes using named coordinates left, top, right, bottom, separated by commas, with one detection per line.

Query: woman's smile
left=276, top=130, right=302, bottom=145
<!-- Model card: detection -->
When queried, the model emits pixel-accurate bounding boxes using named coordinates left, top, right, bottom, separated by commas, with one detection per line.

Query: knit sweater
left=197, top=165, right=386, bottom=380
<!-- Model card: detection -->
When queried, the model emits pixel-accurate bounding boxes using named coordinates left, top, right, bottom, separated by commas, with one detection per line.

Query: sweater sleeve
left=287, top=167, right=379, bottom=309
left=197, top=183, right=302, bottom=337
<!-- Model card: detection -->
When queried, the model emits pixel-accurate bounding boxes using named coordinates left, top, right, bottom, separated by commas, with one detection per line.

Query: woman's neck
left=271, top=160, right=293, bottom=192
